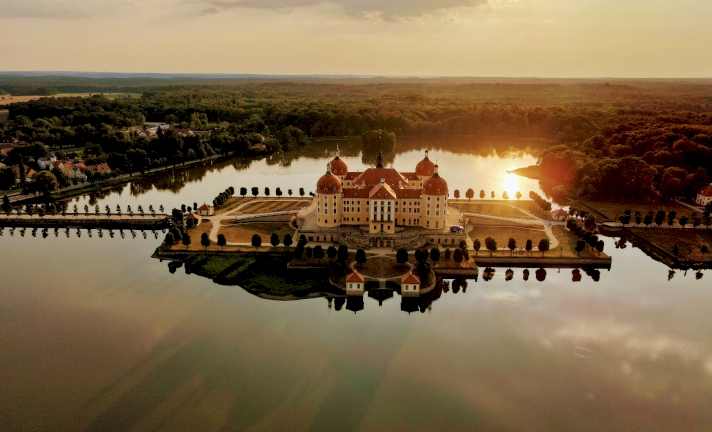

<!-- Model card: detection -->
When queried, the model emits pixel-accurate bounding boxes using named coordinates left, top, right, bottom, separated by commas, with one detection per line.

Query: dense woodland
left=1, top=77, right=712, bottom=201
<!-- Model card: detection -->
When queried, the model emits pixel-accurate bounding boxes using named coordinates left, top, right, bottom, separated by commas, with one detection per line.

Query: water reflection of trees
left=0, top=226, right=161, bottom=240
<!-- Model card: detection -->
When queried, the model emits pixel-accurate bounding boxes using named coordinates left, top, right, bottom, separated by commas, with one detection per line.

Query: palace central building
left=315, top=148, right=449, bottom=234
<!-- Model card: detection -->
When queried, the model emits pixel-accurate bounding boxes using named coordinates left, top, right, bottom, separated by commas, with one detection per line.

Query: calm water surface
left=1, top=137, right=712, bottom=431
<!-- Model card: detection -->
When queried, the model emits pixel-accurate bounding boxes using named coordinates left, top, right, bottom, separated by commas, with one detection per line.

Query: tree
left=479, top=190, right=485, bottom=201
left=251, top=187, right=259, bottom=197
left=454, top=248, right=464, bottom=263
left=217, top=234, right=226, bottom=249
left=337, top=245, right=349, bottom=261
left=327, top=246, right=337, bottom=261
left=516, top=191, right=522, bottom=201
left=251, top=234, right=262, bottom=249
left=430, top=247, right=441, bottom=262
left=473, top=239, right=481, bottom=256
left=502, top=191, right=509, bottom=200
left=491, top=191, right=495, bottom=199
left=33, top=171, right=59, bottom=196
left=673, top=244, right=679, bottom=255
left=355, top=249, right=367, bottom=266
left=182, top=232, right=191, bottom=249
left=538, top=238, right=550, bottom=256
left=165, top=232, right=175, bottom=246
left=508, top=238, right=516, bottom=255
left=454, top=190, right=460, bottom=199
left=702, top=245, right=709, bottom=257
left=313, top=245, right=324, bottom=261
left=0, top=167, right=16, bottom=190
left=288, top=189, right=293, bottom=196
left=679, top=215, right=689, bottom=228
left=465, top=188, right=474, bottom=201
left=305, top=246, right=313, bottom=259
left=444, top=248, right=451, bottom=261
left=264, top=187, right=270, bottom=197
left=201, top=233, right=210, bottom=250
left=575, top=240, right=586, bottom=256
left=240, top=187, right=247, bottom=197
left=283, top=233, right=293, bottom=248
left=270, top=233, right=280, bottom=247
left=276, top=187, right=283, bottom=197
left=299, top=187, right=305, bottom=197
left=595, top=240, right=605, bottom=256
left=485, top=237, right=497, bottom=256
left=396, top=248, right=409, bottom=265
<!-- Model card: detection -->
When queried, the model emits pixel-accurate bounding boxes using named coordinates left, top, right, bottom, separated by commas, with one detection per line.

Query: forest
left=1, top=76, right=711, bottom=201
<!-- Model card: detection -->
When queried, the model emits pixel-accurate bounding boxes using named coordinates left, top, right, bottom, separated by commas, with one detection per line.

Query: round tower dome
left=415, top=150, right=435, bottom=177
left=317, top=163, right=343, bottom=194
left=422, top=163, right=448, bottom=195
left=330, top=146, right=348, bottom=175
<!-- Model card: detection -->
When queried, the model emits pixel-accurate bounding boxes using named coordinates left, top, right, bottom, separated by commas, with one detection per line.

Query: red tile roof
left=401, top=273, right=420, bottom=284
left=197, top=203, right=213, bottom=211
left=699, top=185, right=712, bottom=197
left=346, top=272, right=365, bottom=283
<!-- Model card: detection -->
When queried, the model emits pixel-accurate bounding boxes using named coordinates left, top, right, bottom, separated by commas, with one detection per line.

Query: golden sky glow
left=1, top=0, right=711, bottom=76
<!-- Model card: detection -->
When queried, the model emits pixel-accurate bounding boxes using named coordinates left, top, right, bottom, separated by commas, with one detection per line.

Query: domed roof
left=422, top=164, right=448, bottom=195
left=330, top=156, right=348, bottom=176
left=415, top=150, right=435, bottom=177
left=317, top=164, right=343, bottom=194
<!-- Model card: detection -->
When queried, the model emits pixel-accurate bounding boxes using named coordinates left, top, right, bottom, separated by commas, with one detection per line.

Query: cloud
left=199, top=0, right=490, bottom=19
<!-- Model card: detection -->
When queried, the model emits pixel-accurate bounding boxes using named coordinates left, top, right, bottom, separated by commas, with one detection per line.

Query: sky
left=0, top=0, right=711, bottom=77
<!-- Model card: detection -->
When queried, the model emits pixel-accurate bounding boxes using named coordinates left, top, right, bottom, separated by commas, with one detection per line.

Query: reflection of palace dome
left=422, top=165, right=448, bottom=195
left=316, top=164, right=343, bottom=194
left=330, top=156, right=348, bottom=176
left=415, top=150, right=435, bottom=177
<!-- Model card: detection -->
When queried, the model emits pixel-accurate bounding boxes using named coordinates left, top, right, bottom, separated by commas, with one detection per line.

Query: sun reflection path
left=503, top=166, right=520, bottom=197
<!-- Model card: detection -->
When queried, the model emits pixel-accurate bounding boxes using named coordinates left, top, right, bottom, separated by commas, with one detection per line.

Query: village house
left=37, top=155, right=57, bottom=170
left=552, top=209, right=569, bottom=221
left=14, top=165, right=37, bottom=183
left=696, top=184, right=712, bottom=206
left=401, top=272, right=421, bottom=296
left=185, top=213, right=202, bottom=226
left=197, top=203, right=214, bottom=216
left=345, top=272, right=365, bottom=294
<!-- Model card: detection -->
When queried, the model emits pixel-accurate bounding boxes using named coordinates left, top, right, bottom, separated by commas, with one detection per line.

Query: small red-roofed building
left=401, top=272, right=420, bottom=296
left=197, top=203, right=214, bottom=216
left=185, top=213, right=202, bottom=226
left=345, top=272, right=365, bottom=293
left=696, top=184, right=712, bottom=206
left=552, top=208, right=569, bottom=221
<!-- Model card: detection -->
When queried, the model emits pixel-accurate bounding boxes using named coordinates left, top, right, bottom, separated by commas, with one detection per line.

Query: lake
left=1, top=137, right=711, bottom=431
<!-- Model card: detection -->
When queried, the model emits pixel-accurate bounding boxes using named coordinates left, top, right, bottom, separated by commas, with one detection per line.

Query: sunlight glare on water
left=503, top=166, right=520, bottom=197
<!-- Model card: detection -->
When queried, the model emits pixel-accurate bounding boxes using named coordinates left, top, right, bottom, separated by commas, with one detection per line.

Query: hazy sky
left=1, top=0, right=711, bottom=77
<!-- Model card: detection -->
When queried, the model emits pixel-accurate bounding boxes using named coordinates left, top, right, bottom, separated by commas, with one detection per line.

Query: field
left=453, top=200, right=539, bottom=220
left=219, top=222, right=293, bottom=244
left=240, top=200, right=307, bottom=214
left=0, top=109, right=8, bottom=123
left=214, top=197, right=254, bottom=215
left=0, top=93, right=140, bottom=106
left=575, top=200, right=697, bottom=221
left=628, top=228, right=712, bottom=261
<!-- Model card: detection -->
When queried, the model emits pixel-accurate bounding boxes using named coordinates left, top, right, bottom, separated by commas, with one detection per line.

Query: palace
left=315, top=148, right=449, bottom=234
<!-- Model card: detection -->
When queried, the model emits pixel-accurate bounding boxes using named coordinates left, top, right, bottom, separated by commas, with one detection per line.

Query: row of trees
left=452, top=189, right=523, bottom=201
left=616, top=208, right=712, bottom=228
